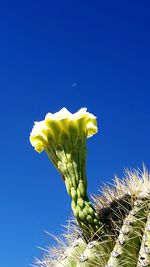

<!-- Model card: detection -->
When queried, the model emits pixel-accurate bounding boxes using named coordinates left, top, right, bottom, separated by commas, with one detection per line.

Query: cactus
left=30, top=108, right=150, bottom=267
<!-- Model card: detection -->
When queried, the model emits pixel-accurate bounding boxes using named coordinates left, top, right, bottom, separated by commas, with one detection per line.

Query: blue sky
left=1, top=1, right=150, bottom=266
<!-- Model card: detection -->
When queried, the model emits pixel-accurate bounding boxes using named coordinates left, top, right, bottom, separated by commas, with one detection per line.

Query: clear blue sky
left=1, top=1, right=150, bottom=266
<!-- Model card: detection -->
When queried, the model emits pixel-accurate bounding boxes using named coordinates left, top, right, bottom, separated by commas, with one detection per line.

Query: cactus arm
left=137, top=208, right=150, bottom=267
left=106, top=199, right=148, bottom=267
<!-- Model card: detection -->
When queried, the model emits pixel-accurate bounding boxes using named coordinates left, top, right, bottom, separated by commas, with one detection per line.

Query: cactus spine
left=30, top=108, right=150, bottom=267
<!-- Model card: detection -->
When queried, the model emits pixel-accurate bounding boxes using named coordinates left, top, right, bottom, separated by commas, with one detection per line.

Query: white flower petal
left=72, top=108, right=87, bottom=120
left=54, top=107, right=72, bottom=120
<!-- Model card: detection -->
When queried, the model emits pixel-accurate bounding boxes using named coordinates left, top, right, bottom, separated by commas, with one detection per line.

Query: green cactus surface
left=35, top=168, right=150, bottom=267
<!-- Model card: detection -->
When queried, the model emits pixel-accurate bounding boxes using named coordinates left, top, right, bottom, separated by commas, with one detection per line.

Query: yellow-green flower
left=30, top=107, right=98, bottom=153
left=30, top=108, right=101, bottom=235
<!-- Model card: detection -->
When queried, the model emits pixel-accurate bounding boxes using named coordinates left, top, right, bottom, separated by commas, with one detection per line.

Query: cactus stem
left=137, top=206, right=150, bottom=267
left=106, top=198, right=148, bottom=267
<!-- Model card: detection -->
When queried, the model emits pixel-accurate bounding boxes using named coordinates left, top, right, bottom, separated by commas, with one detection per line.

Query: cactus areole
left=30, top=108, right=150, bottom=267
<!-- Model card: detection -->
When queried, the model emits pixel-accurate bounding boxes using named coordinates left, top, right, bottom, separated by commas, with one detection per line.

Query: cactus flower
left=30, top=107, right=98, bottom=153
left=30, top=108, right=100, bottom=239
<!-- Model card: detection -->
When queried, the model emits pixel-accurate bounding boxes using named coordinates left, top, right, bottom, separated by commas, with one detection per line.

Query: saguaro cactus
left=30, top=108, right=150, bottom=267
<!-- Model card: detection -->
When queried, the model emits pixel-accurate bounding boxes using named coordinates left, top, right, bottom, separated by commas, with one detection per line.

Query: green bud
left=56, top=144, right=66, bottom=162
left=83, top=206, right=89, bottom=216
left=65, top=178, right=72, bottom=195
left=88, top=207, right=94, bottom=216
left=86, top=215, right=93, bottom=224
left=94, top=218, right=99, bottom=225
left=74, top=206, right=81, bottom=218
left=71, top=200, right=76, bottom=210
left=79, top=210, right=86, bottom=221
left=57, top=161, right=68, bottom=177
left=78, top=180, right=86, bottom=198
left=94, top=212, right=100, bottom=220
left=71, top=187, right=77, bottom=201
left=77, top=198, right=85, bottom=209
left=67, top=162, right=77, bottom=188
